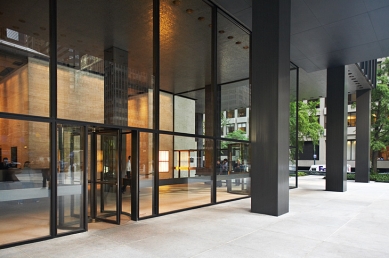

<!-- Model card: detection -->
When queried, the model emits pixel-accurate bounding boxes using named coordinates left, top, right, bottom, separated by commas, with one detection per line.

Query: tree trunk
left=372, top=151, right=379, bottom=174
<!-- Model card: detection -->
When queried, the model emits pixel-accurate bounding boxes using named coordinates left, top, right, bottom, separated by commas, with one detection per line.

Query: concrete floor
left=2, top=175, right=389, bottom=258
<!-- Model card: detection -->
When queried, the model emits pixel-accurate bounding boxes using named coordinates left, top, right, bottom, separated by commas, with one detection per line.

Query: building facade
left=0, top=0, right=385, bottom=249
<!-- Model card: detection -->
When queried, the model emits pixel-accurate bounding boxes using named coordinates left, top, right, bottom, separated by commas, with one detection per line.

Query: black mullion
left=49, top=0, right=57, bottom=237
left=211, top=5, right=218, bottom=204
left=83, top=125, right=88, bottom=229
left=153, top=0, right=160, bottom=216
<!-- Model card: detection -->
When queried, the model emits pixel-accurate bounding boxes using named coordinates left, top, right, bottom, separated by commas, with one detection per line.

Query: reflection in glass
left=57, top=0, right=154, bottom=128
left=0, top=2, right=50, bottom=117
left=289, top=65, right=298, bottom=188
left=0, top=118, right=50, bottom=245
left=139, top=132, right=154, bottom=218
left=57, top=124, right=85, bottom=233
left=217, top=140, right=250, bottom=202
left=159, top=134, right=212, bottom=213
left=160, top=0, right=212, bottom=136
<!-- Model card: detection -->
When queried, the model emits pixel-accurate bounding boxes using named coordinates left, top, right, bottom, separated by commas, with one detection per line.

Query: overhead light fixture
left=172, top=0, right=181, bottom=6
left=218, top=30, right=225, bottom=34
left=186, top=9, right=193, bottom=14
left=236, top=41, right=242, bottom=44
left=227, top=36, right=233, bottom=39
left=198, top=17, right=205, bottom=21
left=243, top=46, right=249, bottom=49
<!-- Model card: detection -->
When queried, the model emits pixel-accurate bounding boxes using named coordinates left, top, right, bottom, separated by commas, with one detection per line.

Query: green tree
left=290, top=100, right=324, bottom=163
left=221, top=129, right=248, bottom=149
left=371, top=58, right=389, bottom=174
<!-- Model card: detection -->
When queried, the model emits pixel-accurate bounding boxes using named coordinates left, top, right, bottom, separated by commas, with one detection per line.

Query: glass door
left=88, top=127, right=120, bottom=224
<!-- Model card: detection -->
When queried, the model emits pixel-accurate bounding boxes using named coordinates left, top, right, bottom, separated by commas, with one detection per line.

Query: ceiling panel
left=369, top=5, right=389, bottom=40
left=304, top=0, right=367, bottom=25
left=323, top=13, right=377, bottom=49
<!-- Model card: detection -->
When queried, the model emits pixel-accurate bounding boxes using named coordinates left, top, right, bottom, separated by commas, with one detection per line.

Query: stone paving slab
left=3, top=175, right=389, bottom=258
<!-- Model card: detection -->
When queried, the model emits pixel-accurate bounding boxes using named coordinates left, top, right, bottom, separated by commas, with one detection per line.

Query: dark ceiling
left=214, top=0, right=389, bottom=73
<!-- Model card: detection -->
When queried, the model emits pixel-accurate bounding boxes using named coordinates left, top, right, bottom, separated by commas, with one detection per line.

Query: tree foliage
left=371, top=58, right=389, bottom=173
left=290, top=100, right=324, bottom=163
left=221, top=129, right=248, bottom=149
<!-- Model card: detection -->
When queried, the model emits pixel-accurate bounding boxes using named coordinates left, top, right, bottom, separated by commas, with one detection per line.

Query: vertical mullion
left=83, top=126, right=88, bottom=229
left=49, top=0, right=57, bottom=237
left=211, top=5, right=218, bottom=204
left=153, top=0, right=160, bottom=216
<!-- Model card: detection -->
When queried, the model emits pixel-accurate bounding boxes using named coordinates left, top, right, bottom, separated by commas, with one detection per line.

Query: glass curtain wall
left=158, top=0, right=213, bottom=213
left=289, top=64, right=298, bottom=188
left=0, top=119, right=50, bottom=245
left=160, top=0, right=212, bottom=137
left=57, top=124, right=85, bottom=233
left=0, top=0, right=51, bottom=246
left=57, top=0, right=154, bottom=128
left=159, top=134, right=212, bottom=213
left=217, top=12, right=251, bottom=201
left=139, top=132, right=154, bottom=218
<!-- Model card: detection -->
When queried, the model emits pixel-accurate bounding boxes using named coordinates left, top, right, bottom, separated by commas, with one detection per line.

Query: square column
left=326, top=66, right=347, bottom=192
left=104, top=47, right=129, bottom=126
left=251, top=0, right=291, bottom=216
left=355, top=89, right=371, bottom=182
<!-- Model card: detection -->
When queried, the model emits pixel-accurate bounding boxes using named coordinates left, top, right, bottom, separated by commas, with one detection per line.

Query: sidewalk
left=2, top=175, right=389, bottom=258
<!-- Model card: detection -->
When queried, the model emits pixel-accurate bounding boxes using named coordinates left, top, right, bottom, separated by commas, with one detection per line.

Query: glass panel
left=217, top=140, right=250, bottom=202
left=0, top=118, right=50, bottom=245
left=0, top=2, right=50, bottom=117
left=217, top=12, right=250, bottom=84
left=221, top=80, right=250, bottom=139
left=96, top=132, right=119, bottom=222
left=57, top=125, right=85, bottom=233
left=159, top=134, right=212, bottom=213
left=289, top=67, right=298, bottom=188
left=139, top=132, right=154, bottom=218
left=57, top=1, right=154, bottom=128
left=121, top=133, right=132, bottom=219
left=160, top=0, right=212, bottom=136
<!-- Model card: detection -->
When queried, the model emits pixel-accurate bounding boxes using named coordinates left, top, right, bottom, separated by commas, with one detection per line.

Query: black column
left=355, top=89, right=371, bottom=182
left=104, top=47, right=129, bottom=126
left=326, top=66, right=347, bottom=192
left=251, top=0, right=291, bottom=216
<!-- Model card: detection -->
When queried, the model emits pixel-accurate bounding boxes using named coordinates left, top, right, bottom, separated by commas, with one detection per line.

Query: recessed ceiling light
left=243, top=46, right=249, bottom=49
left=186, top=9, right=193, bottom=14
left=172, top=0, right=181, bottom=5
left=236, top=41, right=241, bottom=44
left=218, top=30, right=225, bottom=34
left=198, top=17, right=205, bottom=21
left=18, top=19, right=26, bottom=23
left=227, top=36, right=233, bottom=39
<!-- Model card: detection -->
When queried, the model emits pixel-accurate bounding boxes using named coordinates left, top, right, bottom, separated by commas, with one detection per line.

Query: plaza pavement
left=2, top=175, right=389, bottom=258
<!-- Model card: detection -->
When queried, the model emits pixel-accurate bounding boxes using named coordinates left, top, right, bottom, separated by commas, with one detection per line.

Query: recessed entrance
left=88, top=127, right=133, bottom=224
